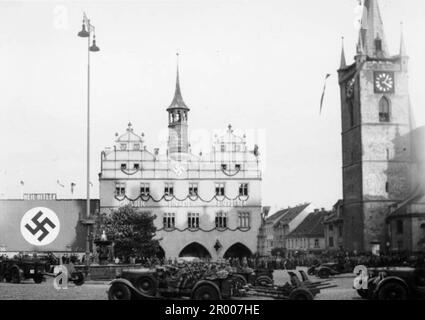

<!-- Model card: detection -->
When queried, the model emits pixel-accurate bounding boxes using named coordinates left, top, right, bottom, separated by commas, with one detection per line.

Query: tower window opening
left=375, top=38, right=383, bottom=52
left=379, top=97, right=391, bottom=122
left=385, top=181, right=389, bottom=193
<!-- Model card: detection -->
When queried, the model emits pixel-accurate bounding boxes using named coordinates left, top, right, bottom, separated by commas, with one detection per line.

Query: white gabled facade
left=99, top=66, right=262, bottom=260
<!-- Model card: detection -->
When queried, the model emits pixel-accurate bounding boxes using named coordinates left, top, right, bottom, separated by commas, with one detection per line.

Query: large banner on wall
left=0, top=199, right=96, bottom=252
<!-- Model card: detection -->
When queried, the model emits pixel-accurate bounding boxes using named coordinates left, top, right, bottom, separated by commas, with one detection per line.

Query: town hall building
left=99, top=65, right=262, bottom=260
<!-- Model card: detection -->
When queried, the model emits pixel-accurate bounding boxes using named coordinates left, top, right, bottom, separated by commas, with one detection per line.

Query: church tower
left=167, top=54, right=190, bottom=157
left=338, top=0, right=413, bottom=252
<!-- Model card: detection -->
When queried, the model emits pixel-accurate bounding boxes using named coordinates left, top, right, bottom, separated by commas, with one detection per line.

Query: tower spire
left=167, top=52, right=189, bottom=110
left=358, top=0, right=388, bottom=58
left=400, top=22, right=407, bottom=56
left=340, top=37, right=347, bottom=68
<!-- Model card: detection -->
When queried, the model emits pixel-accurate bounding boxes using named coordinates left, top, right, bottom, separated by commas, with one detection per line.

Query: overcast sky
left=1, top=0, right=425, bottom=213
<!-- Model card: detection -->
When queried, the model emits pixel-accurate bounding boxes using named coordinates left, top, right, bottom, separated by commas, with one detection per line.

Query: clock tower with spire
left=167, top=54, right=190, bottom=158
left=338, top=0, right=414, bottom=252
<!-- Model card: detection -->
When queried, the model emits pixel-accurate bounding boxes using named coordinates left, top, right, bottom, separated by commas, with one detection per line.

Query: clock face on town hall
left=374, top=71, right=395, bottom=94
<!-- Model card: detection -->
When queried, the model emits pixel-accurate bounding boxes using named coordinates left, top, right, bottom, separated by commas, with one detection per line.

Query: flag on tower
left=320, top=74, right=332, bottom=115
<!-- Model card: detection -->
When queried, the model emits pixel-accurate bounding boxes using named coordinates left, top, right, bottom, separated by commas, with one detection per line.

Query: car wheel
left=192, top=285, right=220, bottom=300
left=289, top=288, right=314, bottom=300
left=377, top=281, right=408, bottom=300
left=71, top=272, right=85, bottom=286
left=255, top=275, right=273, bottom=286
left=108, top=283, right=132, bottom=300
left=33, top=274, right=44, bottom=284
left=10, top=267, right=21, bottom=284
left=135, top=276, right=157, bottom=296
left=317, top=268, right=330, bottom=279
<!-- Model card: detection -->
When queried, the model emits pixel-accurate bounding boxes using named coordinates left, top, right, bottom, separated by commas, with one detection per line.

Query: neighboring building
left=258, top=203, right=310, bottom=256
left=286, top=209, right=327, bottom=254
left=386, top=126, right=425, bottom=252
left=338, top=0, right=415, bottom=253
left=323, top=200, right=344, bottom=252
left=0, top=195, right=98, bottom=253
left=99, top=65, right=262, bottom=260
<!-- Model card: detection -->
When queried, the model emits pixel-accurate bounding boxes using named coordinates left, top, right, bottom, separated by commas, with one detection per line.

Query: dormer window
left=134, top=163, right=140, bottom=170
left=134, top=143, right=141, bottom=150
left=220, top=143, right=226, bottom=152
left=221, top=164, right=227, bottom=171
left=120, top=143, right=127, bottom=151
left=120, top=163, right=127, bottom=170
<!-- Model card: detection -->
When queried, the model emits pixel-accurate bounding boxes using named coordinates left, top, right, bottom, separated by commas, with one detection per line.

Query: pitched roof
left=265, top=203, right=310, bottom=227
left=287, top=210, right=327, bottom=238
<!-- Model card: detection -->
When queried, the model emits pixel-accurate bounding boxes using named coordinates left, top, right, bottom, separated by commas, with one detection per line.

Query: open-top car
left=356, top=266, right=425, bottom=300
left=108, top=264, right=238, bottom=300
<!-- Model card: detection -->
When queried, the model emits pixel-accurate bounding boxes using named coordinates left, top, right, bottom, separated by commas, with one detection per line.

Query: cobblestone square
left=0, top=270, right=358, bottom=300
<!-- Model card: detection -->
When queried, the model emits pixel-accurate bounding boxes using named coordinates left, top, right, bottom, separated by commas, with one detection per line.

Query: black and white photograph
left=1, top=0, right=425, bottom=306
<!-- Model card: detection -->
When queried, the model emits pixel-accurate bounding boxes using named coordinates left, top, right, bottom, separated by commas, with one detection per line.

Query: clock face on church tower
left=374, top=72, right=395, bottom=93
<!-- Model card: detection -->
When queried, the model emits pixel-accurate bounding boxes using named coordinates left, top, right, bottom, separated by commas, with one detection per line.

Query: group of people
left=2, top=250, right=425, bottom=270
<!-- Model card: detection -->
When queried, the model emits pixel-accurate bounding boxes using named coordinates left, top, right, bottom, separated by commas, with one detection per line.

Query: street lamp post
left=78, top=13, right=100, bottom=265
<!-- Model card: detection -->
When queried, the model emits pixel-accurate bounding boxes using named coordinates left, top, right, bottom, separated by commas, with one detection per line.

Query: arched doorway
left=179, top=242, right=211, bottom=259
left=223, top=243, right=252, bottom=259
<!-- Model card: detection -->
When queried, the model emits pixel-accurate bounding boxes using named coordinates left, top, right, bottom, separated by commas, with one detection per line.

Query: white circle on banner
left=20, top=207, right=60, bottom=246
